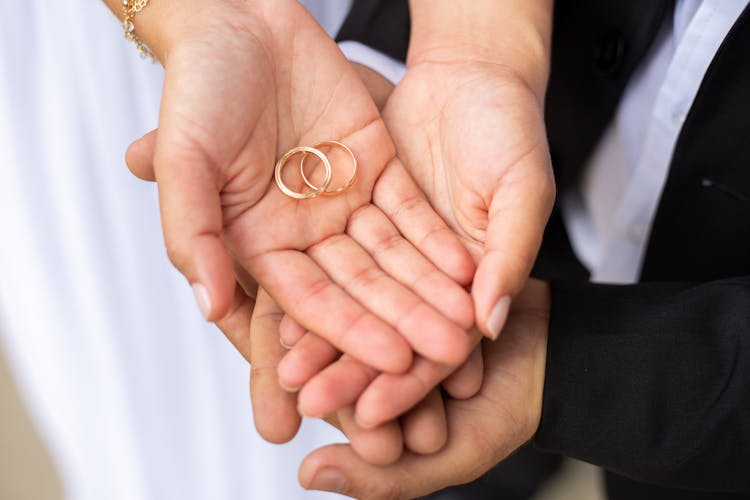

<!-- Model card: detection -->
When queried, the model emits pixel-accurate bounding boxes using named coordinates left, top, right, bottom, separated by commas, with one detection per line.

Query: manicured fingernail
left=308, top=468, right=347, bottom=493
left=192, top=283, right=212, bottom=320
left=486, top=296, right=511, bottom=341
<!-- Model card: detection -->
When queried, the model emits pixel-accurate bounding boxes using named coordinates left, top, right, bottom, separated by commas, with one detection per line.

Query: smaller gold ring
left=274, top=146, right=332, bottom=199
left=299, top=141, right=357, bottom=196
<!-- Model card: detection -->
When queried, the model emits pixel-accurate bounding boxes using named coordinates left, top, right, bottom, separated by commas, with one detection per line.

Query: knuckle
left=347, top=265, right=386, bottom=292
left=371, top=233, right=405, bottom=258
left=347, top=204, right=377, bottom=233
left=164, top=239, right=188, bottom=271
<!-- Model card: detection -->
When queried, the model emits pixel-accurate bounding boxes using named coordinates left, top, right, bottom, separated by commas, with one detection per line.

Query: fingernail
left=486, top=296, right=511, bottom=341
left=296, top=404, right=320, bottom=419
left=278, top=378, right=301, bottom=393
left=192, top=283, right=212, bottom=320
left=354, top=413, right=377, bottom=430
left=308, top=468, right=347, bottom=493
left=279, top=337, right=293, bottom=350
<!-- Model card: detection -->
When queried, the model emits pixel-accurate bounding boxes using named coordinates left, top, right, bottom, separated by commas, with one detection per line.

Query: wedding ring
left=299, top=140, right=357, bottom=196
left=274, top=146, right=332, bottom=199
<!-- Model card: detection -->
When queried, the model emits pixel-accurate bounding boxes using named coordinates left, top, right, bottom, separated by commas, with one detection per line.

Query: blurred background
left=0, top=1, right=603, bottom=499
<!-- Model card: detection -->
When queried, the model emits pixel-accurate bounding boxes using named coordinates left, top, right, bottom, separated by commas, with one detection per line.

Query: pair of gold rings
left=274, top=141, right=357, bottom=199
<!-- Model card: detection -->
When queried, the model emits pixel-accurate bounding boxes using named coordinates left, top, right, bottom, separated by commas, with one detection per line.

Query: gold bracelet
left=122, top=0, right=154, bottom=60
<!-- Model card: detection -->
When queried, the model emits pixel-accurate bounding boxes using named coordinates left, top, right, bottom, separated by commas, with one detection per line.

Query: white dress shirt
left=564, top=0, right=749, bottom=284
left=341, top=0, right=749, bottom=285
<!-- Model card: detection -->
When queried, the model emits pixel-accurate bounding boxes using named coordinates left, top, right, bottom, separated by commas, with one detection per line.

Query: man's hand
left=298, top=279, right=550, bottom=499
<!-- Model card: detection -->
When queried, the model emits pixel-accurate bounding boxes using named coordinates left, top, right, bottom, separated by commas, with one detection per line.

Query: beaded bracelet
left=122, top=0, right=154, bottom=60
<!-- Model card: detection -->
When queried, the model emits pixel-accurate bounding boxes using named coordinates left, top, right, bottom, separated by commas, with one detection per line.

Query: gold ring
left=299, top=141, right=357, bottom=196
left=274, top=146, right=332, bottom=199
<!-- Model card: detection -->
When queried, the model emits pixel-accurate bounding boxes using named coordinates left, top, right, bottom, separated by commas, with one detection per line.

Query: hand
left=122, top=1, right=477, bottom=374
left=384, top=58, right=555, bottom=339
left=298, top=279, right=550, bottom=499
left=248, top=285, right=453, bottom=465
left=279, top=57, right=555, bottom=428
left=272, top=63, right=488, bottom=430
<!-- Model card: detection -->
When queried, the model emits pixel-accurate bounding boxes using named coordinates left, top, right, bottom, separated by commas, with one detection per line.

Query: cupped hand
left=298, top=279, right=550, bottom=499
left=141, top=1, right=476, bottom=374
left=383, top=59, right=555, bottom=339
left=279, top=59, right=554, bottom=428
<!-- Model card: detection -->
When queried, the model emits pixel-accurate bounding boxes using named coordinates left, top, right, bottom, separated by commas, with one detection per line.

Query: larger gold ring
left=274, top=146, right=332, bottom=199
left=299, top=141, right=357, bottom=196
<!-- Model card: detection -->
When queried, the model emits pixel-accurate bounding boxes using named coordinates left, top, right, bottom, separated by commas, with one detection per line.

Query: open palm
left=280, top=59, right=555, bottom=428
left=384, top=60, right=555, bottom=336
left=150, top=3, right=475, bottom=374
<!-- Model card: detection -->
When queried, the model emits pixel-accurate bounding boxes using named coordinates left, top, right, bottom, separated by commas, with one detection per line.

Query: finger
left=214, top=284, right=257, bottom=362
left=125, top=129, right=158, bottom=181
left=233, top=260, right=258, bottom=299
left=355, top=328, right=480, bottom=428
left=298, top=329, right=479, bottom=424
left=300, top=299, right=549, bottom=499
left=278, top=314, right=306, bottom=348
left=442, top=343, right=484, bottom=399
left=154, top=149, right=236, bottom=321
left=373, top=160, right=476, bottom=286
left=299, top=444, right=460, bottom=500
left=297, top=355, right=377, bottom=419
left=336, top=407, right=404, bottom=465
left=277, top=332, right=339, bottom=391
left=250, top=250, right=413, bottom=374
left=473, top=152, right=555, bottom=339
left=401, top=389, right=447, bottom=455
left=308, top=232, right=473, bottom=366
left=347, top=204, right=473, bottom=329
left=154, top=73, right=240, bottom=322
left=249, top=288, right=301, bottom=443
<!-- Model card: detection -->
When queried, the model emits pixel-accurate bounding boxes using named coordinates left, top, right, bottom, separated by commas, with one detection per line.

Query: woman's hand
left=117, top=0, right=476, bottom=374
left=278, top=56, right=555, bottom=429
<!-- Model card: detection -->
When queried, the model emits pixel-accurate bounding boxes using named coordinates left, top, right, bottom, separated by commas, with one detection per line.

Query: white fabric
left=562, top=0, right=749, bottom=283
left=0, top=2, right=345, bottom=499
left=301, top=0, right=352, bottom=36
left=345, top=0, right=749, bottom=285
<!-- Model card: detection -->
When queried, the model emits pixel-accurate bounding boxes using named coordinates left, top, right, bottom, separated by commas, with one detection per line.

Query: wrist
left=103, top=0, right=287, bottom=63
left=407, top=0, right=552, bottom=100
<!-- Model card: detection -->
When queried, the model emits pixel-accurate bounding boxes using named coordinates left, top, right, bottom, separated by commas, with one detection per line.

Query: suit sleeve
left=534, top=277, right=750, bottom=493
left=335, top=0, right=411, bottom=62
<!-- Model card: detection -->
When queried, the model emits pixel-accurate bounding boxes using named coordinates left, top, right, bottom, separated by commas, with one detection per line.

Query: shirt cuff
left=338, top=41, right=407, bottom=85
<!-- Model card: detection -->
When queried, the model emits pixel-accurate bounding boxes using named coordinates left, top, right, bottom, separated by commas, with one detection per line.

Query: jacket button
left=594, top=31, right=626, bottom=76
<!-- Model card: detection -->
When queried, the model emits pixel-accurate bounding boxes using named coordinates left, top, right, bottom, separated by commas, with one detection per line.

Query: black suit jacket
left=338, top=1, right=750, bottom=498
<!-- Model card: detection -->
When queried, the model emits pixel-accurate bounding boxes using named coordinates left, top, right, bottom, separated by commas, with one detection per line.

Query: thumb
left=125, top=129, right=158, bottom=181
left=153, top=120, right=235, bottom=321
left=299, top=444, right=447, bottom=500
left=125, top=123, right=235, bottom=320
left=473, top=153, right=555, bottom=340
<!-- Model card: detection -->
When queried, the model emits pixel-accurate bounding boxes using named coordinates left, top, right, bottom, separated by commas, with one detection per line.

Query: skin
left=299, top=279, right=550, bottom=499
left=106, top=0, right=479, bottom=375
left=116, top=0, right=480, bottom=462
left=118, top=0, right=556, bottom=477
left=279, top=0, right=555, bottom=429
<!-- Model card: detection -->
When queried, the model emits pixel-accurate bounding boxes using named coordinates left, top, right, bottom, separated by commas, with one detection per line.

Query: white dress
left=0, top=2, right=348, bottom=499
